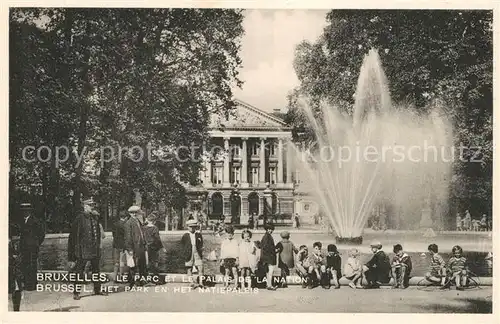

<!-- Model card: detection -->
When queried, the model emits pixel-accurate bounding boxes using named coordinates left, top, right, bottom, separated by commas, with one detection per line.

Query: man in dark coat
left=362, top=241, right=391, bottom=289
left=9, top=231, right=23, bottom=311
left=18, top=203, right=45, bottom=291
left=124, top=206, right=147, bottom=287
left=68, top=198, right=107, bottom=300
left=112, top=211, right=129, bottom=282
left=260, top=223, right=278, bottom=290
left=143, top=212, right=166, bottom=284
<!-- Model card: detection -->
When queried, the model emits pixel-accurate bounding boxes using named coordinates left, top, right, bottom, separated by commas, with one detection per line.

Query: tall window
left=199, top=169, right=205, bottom=183
left=232, top=144, right=241, bottom=158
left=269, top=167, right=277, bottom=184
left=232, top=166, right=241, bottom=184
left=213, top=166, right=223, bottom=184
left=294, top=170, right=301, bottom=184
left=251, top=167, right=259, bottom=184
left=270, top=142, right=277, bottom=156
left=252, top=142, right=259, bottom=155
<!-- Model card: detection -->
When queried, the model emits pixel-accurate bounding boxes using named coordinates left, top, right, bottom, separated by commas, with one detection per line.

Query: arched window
left=248, top=192, right=260, bottom=216
left=211, top=192, right=223, bottom=218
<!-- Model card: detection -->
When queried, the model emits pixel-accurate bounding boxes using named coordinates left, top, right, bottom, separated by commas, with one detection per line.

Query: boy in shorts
left=391, top=244, right=412, bottom=289
left=307, top=242, right=327, bottom=289
left=220, top=225, right=239, bottom=288
left=425, top=243, right=446, bottom=287
left=296, top=245, right=310, bottom=288
left=276, top=231, right=299, bottom=288
left=447, top=245, right=468, bottom=290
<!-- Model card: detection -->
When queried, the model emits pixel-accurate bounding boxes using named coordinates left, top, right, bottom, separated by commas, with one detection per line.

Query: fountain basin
left=335, top=236, right=363, bottom=245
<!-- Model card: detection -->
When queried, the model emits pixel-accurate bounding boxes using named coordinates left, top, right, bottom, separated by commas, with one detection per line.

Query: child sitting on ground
left=296, top=245, right=310, bottom=288
left=220, top=225, right=239, bottom=288
left=307, top=241, right=327, bottom=289
left=446, top=245, right=468, bottom=290
left=326, top=244, right=341, bottom=289
left=343, top=248, right=363, bottom=289
left=391, top=244, right=412, bottom=289
left=425, top=243, right=447, bottom=287
left=276, top=231, right=299, bottom=288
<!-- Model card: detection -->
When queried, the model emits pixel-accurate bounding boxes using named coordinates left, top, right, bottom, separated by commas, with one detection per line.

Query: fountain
left=293, top=49, right=453, bottom=244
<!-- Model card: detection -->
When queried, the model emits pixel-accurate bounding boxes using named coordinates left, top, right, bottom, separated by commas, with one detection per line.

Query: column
left=223, top=137, right=231, bottom=187
left=259, top=137, right=266, bottom=185
left=277, top=138, right=284, bottom=185
left=286, top=137, right=292, bottom=185
left=203, top=142, right=212, bottom=186
left=241, top=137, right=248, bottom=188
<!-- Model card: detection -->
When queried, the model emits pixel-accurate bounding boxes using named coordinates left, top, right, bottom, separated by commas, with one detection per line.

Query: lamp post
left=263, top=182, right=273, bottom=225
left=133, top=188, right=142, bottom=208
left=230, top=183, right=241, bottom=224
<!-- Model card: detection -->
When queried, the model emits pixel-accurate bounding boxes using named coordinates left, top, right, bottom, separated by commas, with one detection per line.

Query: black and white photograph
left=6, top=3, right=495, bottom=316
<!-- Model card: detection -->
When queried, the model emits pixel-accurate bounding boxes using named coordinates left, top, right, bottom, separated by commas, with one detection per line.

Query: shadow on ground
left=416, top=296, right=492, bottom=313
left=44, top=306, right=80, bottom=312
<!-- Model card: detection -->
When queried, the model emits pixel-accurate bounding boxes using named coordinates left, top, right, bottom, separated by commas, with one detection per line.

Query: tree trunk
left=72, top=20, right=93, bottom=213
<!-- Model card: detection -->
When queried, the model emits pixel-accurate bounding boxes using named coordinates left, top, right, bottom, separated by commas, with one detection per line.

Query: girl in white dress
left=238, top=229, right=257, bottom=289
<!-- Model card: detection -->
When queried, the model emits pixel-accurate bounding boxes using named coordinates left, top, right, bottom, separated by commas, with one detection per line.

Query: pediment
left=209, top=99, right=287, bottom=129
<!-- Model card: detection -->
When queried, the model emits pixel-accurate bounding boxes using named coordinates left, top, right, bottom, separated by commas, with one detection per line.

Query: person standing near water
left=294, top=213, right=300, bottom=229
left=463, top=210, right=472, bottom=231
left=456, top=213, right=462, bottom=231
left=123, top=206, right=148, bottom=287
left=260, top=223, right=278, bottom=290
left=18, top=203, right=45, bottom=292
left=181, top=220, right=205, bottom=288
left=9, top=232, right=23, bottom=311
left=112, top=211, right=129, bottom=282
left=68, top=198, right=107, bottom=300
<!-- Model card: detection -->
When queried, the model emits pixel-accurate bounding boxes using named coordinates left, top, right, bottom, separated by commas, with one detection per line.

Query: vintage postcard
left=3, top=0, right=497, bottom=321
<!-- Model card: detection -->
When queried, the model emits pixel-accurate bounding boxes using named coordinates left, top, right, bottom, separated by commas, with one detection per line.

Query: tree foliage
left=9, top=8, right=244, bottom=231
left=287, top=10, right=493, bottom=223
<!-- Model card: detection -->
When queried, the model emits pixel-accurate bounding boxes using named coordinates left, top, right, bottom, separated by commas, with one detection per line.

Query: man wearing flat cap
left=123, top=205, right=148, bottom=287
left=18, top=203, right=45, bottom=291
left=68, top=198, right=107, bottom=300
left=362, top=241, right=391, bottom=289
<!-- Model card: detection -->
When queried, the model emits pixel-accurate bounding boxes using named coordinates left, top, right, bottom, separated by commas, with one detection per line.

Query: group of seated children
left=425, top=244, right=470, bottom=290
left=216, top=223, right=471, bottom=290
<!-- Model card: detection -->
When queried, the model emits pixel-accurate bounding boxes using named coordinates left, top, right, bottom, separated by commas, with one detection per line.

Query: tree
left=9, top=8, right=244, bottom=231
left=288, top=10, right=493, bottom=226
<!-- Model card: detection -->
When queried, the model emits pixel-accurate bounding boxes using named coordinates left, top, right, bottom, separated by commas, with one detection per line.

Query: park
left=8, top=8, right=493, bottom=315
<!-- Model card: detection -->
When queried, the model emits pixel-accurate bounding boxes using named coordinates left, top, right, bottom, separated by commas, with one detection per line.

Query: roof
left=209, top=98, right=290, bottom=131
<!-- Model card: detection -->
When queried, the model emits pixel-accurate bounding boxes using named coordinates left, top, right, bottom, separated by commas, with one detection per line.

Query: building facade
left=186, top=99, right=299, bottom=226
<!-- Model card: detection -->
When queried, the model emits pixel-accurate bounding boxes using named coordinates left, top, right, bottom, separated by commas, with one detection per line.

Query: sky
left=232, top=9, right=329, bottom=113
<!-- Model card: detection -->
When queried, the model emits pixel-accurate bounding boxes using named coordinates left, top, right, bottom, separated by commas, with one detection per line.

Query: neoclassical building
left=185, top=99, right=299, bottom=226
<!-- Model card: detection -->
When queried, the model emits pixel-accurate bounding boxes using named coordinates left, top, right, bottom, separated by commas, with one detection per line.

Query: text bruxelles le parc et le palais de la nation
left=32, top=272, right=302, bottom=294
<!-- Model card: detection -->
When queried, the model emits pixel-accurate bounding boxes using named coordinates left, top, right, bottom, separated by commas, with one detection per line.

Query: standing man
left=67, top=198, right=107, bottom=300
left=112, top=210, right=129, bottom=282
left=260, top=223, right=278, bottom=290
left=180, top=220, right=205, bottom=288
left=124, top=206, right=148, bottom=287
left=19, top=203, right=45, bottom=292
left=9, top=232, right=23, bottom=311
left=294, top=213, right=300, bottom=229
